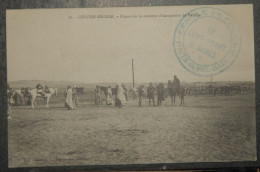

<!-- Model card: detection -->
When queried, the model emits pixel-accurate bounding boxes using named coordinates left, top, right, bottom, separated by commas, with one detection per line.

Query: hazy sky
left=7, top=5, right=255, bottom=83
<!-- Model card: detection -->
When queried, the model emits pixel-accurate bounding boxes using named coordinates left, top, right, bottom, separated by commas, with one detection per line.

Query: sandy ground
left=8, top=93, right=256, bottom=167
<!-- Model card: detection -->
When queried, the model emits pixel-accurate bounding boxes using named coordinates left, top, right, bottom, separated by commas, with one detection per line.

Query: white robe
left=117, top=85, right=126, bottom=106
left=106, top=88, right=113, bottom=105
left=65, top=88, right=74, bottom=109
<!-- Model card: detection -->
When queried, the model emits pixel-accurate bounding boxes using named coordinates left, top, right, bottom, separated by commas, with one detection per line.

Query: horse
left=29, top=88, right=56, bottom=109
left=167, top=80, right=180, bottom=106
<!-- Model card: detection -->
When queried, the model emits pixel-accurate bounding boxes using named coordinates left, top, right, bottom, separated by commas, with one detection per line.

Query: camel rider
left=36, top=84, right=44, bottom=96
left=173, top=75, right=181, bottom=94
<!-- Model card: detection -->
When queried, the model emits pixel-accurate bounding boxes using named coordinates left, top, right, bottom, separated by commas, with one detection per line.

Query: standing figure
left=147, top=83, right=155, bottom=106
left=157, top=83, right=165, bottom=106
left=7, top=84, right=14, bottom=116
left=43, top=85, right=51, bottom=105
left=180, top=87, right=185, bottom=106
left=115, top=83, right=126, bottom=108
left=137, top=84, right=145, bottom=107
left=95, top=85, right=101, bottom=105
left=106, top=86, right=113, bottom=106
left=72, top=85, right=79, bottom=107
left=15, top=87, right=25, bottom=105
left=122, top=84, right=128, bottom=101
left=65, top=86, right=75, bottom=110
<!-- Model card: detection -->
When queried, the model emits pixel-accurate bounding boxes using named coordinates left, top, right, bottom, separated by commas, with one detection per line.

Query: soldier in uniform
left=137, top=84, right=145, bottom=107
left=147, top=82, right=156, bottom=106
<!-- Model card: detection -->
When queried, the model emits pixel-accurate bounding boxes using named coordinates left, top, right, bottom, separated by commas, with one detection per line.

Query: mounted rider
left=173, top=75, right=181, bottom=95
left=36, top=84, right=44, bottom=97
left=45, top=85, right=51, bottom=93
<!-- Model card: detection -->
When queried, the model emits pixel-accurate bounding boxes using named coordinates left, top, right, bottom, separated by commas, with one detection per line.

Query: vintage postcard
left=6, top=4, right=256, bottom=168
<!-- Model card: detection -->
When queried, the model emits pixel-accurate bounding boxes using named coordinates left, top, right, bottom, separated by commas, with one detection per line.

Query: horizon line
left=8, top=79, right=256, bottom=84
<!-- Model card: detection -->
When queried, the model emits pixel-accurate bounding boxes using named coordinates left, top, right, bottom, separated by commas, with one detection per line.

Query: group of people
left=8, top=75, right=181, bottom=111
left=64, top=85, right=79, bottom=110
left=137, top=75, right=181, bottom=107
left=95, top=84, right=128, bottom=108
left=94, top=75, right=181, bottom=108
left=8, top=84, right=52, bottom=106
left=137, top=82, right=167, bottom=107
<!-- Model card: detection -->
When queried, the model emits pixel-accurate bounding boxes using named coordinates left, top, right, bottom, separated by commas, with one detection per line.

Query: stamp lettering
left=173, top=7, right=241, bottom=76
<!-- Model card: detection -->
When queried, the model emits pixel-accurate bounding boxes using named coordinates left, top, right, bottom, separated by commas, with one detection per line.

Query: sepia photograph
left=6, top=4, right=256, bottom=168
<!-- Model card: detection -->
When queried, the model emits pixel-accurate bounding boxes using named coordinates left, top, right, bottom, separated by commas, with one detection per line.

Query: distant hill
left=8, top=80, right=91, bottom=89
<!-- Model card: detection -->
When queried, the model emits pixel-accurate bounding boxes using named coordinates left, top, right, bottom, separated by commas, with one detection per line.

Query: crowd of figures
left=95, top=84, right=127, bottom=108
left=94, top=75, right=184, bottom=107
left=7, top=83, right=81, bottom=112
left=7, top=75, right=254, bottom=112
left=183, top=84, right=252, bottom=96
left=7, top=84, right=58, bottom=110
left=93, top=75, right=254, bottom=108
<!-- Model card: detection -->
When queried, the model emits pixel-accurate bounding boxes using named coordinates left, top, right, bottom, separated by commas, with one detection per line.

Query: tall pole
left=211, top=75, right=212, bottom=86
left=132, top=59, right=135, bottom=100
